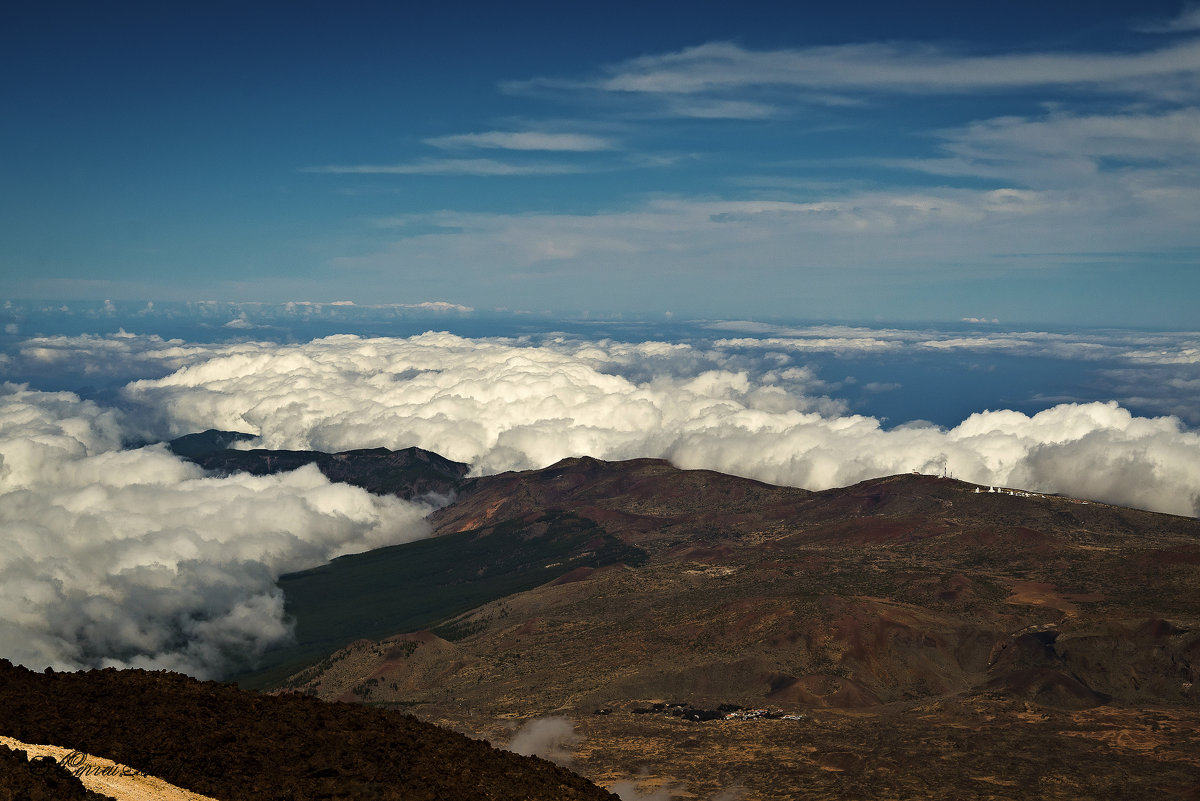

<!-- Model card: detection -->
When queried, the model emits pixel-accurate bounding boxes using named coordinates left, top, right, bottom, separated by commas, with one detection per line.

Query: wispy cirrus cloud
left=333, top=180, right=1176, bottom=279
left=662, top=98, right=780, bottom=119
left=512, top=39, right=1200, bottom=100
left=1138, top=5, right=1200, bottom=33
left=296, top=20, right=1200, bottom=322
left=892, top=108, right=1200, bottom=186
left=302, top=158, right=587, bottom=176
left=423, top=130, right=616, bottom=151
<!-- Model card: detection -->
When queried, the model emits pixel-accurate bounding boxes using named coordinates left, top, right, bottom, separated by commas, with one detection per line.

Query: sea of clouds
left=100, top=330, right=1200, bottom=515
left=0, top=382, right=431, bottom=677
left=2, top=327, right=1199, bottom=677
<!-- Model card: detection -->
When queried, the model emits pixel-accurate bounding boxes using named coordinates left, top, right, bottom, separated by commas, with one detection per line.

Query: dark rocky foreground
left=0, top=744, right=110, bottom=801
left=0, top=660, right=615, bottom=801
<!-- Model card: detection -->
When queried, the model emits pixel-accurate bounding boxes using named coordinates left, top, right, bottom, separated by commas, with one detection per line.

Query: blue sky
left=3, top=1, right=1199, bottom=325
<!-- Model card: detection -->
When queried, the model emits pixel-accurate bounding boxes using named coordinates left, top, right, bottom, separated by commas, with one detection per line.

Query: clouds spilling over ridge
left=110, top=332, right=1200, bottom=517
left=3, top=328, right=1197, bottom=676
left=0, top=383, right=431, bottom=677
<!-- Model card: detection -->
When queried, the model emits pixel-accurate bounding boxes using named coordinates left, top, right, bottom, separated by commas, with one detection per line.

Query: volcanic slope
left=169, top=429, right=470, bottom=499
left=0, top=660, right=615, bottom=801
left=273, top=456, right=1200, bottom=800
left=247, top=457, right=809, bottom=685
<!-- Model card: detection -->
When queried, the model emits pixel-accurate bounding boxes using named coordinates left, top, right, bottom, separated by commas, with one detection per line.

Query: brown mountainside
left=431, top=456, right=813, bottom=542
left=277, top=456, right=1200, bottom=799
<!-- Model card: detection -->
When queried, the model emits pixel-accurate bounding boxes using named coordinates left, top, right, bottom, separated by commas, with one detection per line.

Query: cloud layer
left=3, top=328, right=1198, bottom=678
left=105, top=332, right=1200, bottom=517
left=0, top=383, right=431, bottom=677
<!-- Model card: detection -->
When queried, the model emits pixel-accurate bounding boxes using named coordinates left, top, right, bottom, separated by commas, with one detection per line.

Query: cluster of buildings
left=722, top=708, right=806, bottom=722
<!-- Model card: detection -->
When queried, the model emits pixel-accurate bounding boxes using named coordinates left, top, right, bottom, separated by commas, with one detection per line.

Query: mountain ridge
left=163, top=434, right=1200, bottom=798
left=169, top=430, right=470, bottom=499
left=263, top=449, right=1200, bottom=799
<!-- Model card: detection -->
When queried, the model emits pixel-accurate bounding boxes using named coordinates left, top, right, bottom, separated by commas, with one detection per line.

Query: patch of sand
left=0, top=736, right=221, bottom=801
left=1005, top=580, right=1103, bottom=616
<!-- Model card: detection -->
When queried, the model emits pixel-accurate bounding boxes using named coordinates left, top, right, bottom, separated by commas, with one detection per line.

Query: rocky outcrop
left=0, top=660, right=614, bottom=801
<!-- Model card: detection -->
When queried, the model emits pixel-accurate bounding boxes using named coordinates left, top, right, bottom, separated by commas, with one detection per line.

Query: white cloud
left=607, top=780, right=689, bottom=801
left=506, top=717, right=581, bottom=765
left=335, top=190, right=1060, bottom=274
left=7, top=326, right=1190, bottom=690
left=891, top=108, right=1200, bottom=194
left=710, top=324, right=1200, bottom=366
left=571, top=39, right=1200, bottom=98
left=109, top=333, right=1200, bottom=517
left=303, top=158, right=585, bottom=176
left=956, top=108, right=1200, bottom=162
left=399, top=301, right=474, bottom=312
left=275, top=300, right=473, bottom=314
left=1140, top=6, right=1200, bottom=33
left=4, top=330, right=1199, bottom=680
left=424, top=131, right=615, bottom=151
left=326, top=159, right=1198, bottom=281
left=663, top=98, right=779, bottom=119
left=316, top=49, right=1200, bottom=286
left=16, top=333, right=265, bottom=387
left=714, top=335, right=904, bottom=356
left=0, top=383, right=431, bottom=678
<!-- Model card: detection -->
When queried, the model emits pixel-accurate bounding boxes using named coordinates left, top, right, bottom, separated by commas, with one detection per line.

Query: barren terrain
left=268, top=457, right=1200, bottom=798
